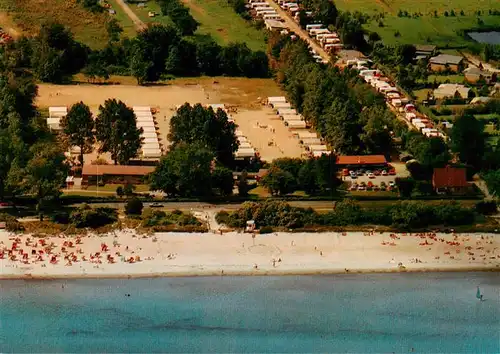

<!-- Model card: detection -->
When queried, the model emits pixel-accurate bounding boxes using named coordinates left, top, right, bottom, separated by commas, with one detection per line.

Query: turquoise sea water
left=1, top=273, right=499, bottom=353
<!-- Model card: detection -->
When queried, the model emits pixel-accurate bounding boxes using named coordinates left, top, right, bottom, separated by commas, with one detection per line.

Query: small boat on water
left=476, top=286, right=484, bottom=301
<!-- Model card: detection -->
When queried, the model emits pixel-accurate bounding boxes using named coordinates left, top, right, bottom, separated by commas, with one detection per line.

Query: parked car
left=368, top=172, right=375, bottom=179
left=389, top=181, right=395, bottom=187
left=367, top=181, right=373, bottom=187
left=357, top=185, right=366, bottom=191
left=374, top=170, right=381, bottom=176
left=381, top=170, right=388, bottom=176
left=350, top=184, right=358, bottom=191
left=389, top=169, right=396, bottom=175
left=150, top=202, right=164, bottom=208
left=373, top=185, right=380, bottom=191
left=342, top=169, right=349, bottom=176
left=349, top=170, right=357, bottom=178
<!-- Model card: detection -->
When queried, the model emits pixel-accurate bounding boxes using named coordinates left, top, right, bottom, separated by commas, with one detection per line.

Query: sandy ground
left=232, top=109, right=305, bottom=160
left=37, top=83, right=306, bottom=162
left=1, top=230, right=499, bottom=279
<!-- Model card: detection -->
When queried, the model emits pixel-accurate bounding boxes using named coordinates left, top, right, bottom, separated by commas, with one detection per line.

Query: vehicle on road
left=150, top=203, right=163, bottom=208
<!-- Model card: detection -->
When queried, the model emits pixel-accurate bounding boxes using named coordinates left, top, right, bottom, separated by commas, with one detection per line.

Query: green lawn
left=335, top=0, right=500, bottom=46
left=427, top=74, right=465, bottom=84
left=107, top=0, right=138, bottom=38
left=180, top=0, right=267, bottom=51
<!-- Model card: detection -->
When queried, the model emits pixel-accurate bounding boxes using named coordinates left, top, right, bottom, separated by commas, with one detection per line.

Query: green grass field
left=335, top=0, right=500, bottom=46
left=107, top=0, right=139, bottom=38
left=0, top=0, right=111, bottom=48
left=180, top=0, right=267, bottom=51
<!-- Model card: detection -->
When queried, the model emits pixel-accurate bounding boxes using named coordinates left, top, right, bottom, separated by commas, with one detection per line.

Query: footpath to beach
left=1, top=230, right=499, bottom=279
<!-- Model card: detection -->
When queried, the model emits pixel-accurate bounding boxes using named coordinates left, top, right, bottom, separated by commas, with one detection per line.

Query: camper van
left=263, top=14, right=282, bottom=20
left=257, top=9, right=277, bottom=16
left=306, top=24, right=323, bottom=31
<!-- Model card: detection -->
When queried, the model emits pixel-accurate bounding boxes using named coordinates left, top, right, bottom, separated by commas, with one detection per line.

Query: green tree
left=212, top=166, right=234, bottom=196
left=95, top=99, right=143, bottom=165
left=22, top=142, right=68, bottom=221
left=106, top=19, right=123, bottom=43
left=483, top=170, right=500, bottom=197
left=116, top=185, right=124, bottom=197
left=123, top=183, right=135, bottom=196
left=237, top=170, right=250, bottom=197
left=359, top=106, right=394, bottom=154
left=261, top=166, right=296, bottom=196
left=451, top=113, right=485, bottom=169
left=31, top=23, right=89, bottom=83
left=395, top=177, right=415, bottom=198
left=60, top=101, right=94, bottom=166
left=125, top=197, right=143, bottom=215
left=168, top=103, right=238, bottom=166
left=150, top=143, right=214, bottom=197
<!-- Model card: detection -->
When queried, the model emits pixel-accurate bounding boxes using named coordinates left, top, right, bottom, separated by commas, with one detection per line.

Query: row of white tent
left=47, top=106, right=68, bottom=131
left=247, top=0, right=282, bottom=21
left=267, top=97, right=330, bottom=157
left=133, top=106, right=161, bottom=159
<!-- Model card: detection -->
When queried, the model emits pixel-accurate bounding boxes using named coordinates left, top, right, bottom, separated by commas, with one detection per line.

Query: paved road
left=114, top=0, right=147, bottom=31
left=265, top=1, right=331, bottom=63
left=461, top=52, right=499, bottom=73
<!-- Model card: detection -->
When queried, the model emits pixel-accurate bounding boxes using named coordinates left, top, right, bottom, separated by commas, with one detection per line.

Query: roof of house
left=434, top=84, right=470, bottom=98
left=415, top=44, right=436, bottom=53
left=429, top=54, right=464, bottom=65
left=464, top=67, right=486, bottom=75
left=336, top=155, right=387, bottom=165
left=82, top=165, right=155, bottom=177
left=432, top=167, right=467, bottom=188
left=470, top=96, right=491, bottom=104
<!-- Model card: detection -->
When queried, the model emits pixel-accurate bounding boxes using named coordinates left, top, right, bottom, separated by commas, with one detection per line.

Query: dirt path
left=114, top=0, right=147, bottom=31
left=461, top=52, right=500, bottom=73
left=264, top=1, right=330, bottom=63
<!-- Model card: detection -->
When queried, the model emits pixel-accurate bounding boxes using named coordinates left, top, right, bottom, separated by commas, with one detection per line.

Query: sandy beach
left=1, top=230, right=499, bottom=279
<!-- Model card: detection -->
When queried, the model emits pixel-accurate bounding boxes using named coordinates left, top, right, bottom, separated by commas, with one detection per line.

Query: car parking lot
left=340, top=167, right=399, bottom=192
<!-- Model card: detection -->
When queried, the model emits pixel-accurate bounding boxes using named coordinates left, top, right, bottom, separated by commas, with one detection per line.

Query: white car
left=368, top=172, right=375, bottom=178
left=381, top=170, right=388, bottom=176
left=389, top=181, right=395, bottom=187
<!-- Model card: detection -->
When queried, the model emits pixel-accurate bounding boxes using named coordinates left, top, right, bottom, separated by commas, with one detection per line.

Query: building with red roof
left=336, top=155, right=387, bottom=166
left=432, top=166, right=468, bottom=194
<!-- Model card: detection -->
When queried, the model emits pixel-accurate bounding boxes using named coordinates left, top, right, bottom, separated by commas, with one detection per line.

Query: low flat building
left=265, top=19, right=287, bottom=31
left=432, top=166, right=468, bottom=194
left=464, top=66, right=496, bottom=84
left=336, top=155, right=387, bottom=167
left=414, top=44, right=436, bottom=60
left=82, top=165, right=155, bottom=187
left=434, top=84, right=470, bottom=99
left=429, top=54, right=464, bottom=72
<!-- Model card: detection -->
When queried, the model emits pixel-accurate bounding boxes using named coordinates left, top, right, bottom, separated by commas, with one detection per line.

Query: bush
left=51, top=211, right=70, bottom=224
left=123, top=183, right=135, bottom=196
left=125, top=198, right=143, bottom=215
left=70, top=204, right=118, bottom=228
left=260, top=226, right=273, bottom=234
left=475, top=201, right=498, bottom=215
left=116, top=186, right=124, bottom=197
left=215, top=210, right=230, bottom=225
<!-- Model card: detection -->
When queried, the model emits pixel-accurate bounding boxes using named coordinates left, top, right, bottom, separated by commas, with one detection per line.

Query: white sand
left=1, top=230, right=499, bottom=279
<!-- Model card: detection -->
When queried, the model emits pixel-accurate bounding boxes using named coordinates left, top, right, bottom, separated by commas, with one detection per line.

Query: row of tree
left=260, top=157, right=340, bottom=196
left=60, top=99, right=143, bottom=166
left=9, top=21, right=269, bottom=85
left=268, top=34, right=402, bottom=155
left=150, top=103, right=239, bottom=197
left=217, top=199, right=478, bottom=230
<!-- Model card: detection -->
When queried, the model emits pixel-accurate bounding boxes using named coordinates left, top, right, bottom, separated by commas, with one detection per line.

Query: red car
left=374, top=170, right=381, bottom=176
left=342, top=169, right=349, bottom=176
left=389, top=169, right=396, bottom=175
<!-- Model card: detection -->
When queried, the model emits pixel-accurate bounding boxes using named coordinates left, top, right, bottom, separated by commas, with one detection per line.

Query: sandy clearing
left=232, top=109, right=305, bottom=161
left=38, top=83, right=307, bottom=162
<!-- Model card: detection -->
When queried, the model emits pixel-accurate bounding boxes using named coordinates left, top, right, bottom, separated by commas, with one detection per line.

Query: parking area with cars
left=341, top=166, right=398, bottom=192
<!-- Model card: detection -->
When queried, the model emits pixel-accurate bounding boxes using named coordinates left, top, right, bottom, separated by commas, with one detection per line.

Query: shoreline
left=2, top=230, right=499, bottom=280
left=1, top=265, right=499, bottom=280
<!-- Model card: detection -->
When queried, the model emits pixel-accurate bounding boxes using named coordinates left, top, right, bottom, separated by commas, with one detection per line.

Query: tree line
left=216, top=199, right=480, bottom=230
left=7, top=20, right=269, bottom=85
left=268, top=34, right=402, bottom=155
